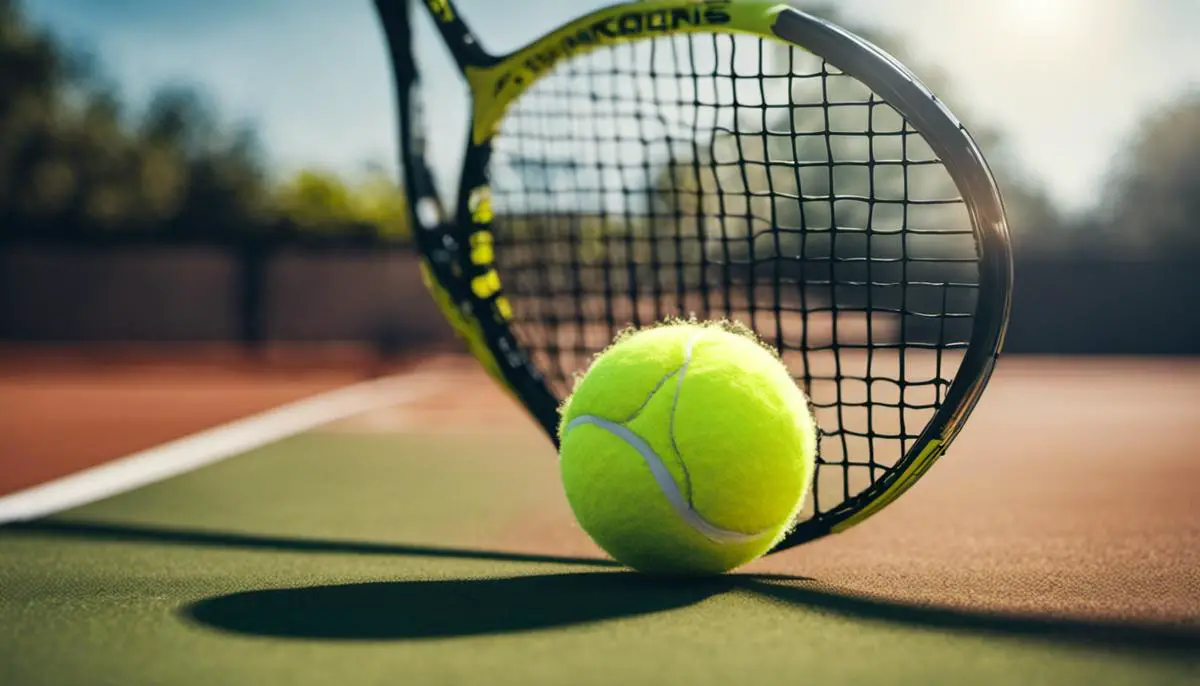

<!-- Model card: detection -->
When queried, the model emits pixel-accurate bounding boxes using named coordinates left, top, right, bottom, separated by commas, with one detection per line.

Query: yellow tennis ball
left=558, top=319, right=818, bottom=575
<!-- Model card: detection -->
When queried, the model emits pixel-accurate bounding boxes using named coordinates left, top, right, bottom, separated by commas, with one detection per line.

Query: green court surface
left=1, top=428, right=1197, bottom=686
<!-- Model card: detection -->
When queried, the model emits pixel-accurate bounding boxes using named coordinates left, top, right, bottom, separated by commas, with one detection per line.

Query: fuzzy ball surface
left=558, top=320, right=818, bottom=575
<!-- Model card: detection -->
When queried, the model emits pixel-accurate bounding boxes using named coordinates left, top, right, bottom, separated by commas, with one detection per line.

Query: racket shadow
left=4, top=518, right=620, bottom=567
left=745, top=579, right=1200, bottom=658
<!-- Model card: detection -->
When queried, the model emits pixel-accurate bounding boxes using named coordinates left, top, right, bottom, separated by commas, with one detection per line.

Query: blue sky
left=26, top=0, right=1200, bottom=213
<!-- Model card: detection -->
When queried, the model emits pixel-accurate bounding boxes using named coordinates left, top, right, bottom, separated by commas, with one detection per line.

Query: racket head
left=378, top=0, right=1013, bottom=549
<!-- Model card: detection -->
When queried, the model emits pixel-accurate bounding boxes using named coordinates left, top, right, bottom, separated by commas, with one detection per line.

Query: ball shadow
left=183, top=572, right=735, bottom=640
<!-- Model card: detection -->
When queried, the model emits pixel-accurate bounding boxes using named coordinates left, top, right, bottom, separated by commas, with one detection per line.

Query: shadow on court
left=3, top=518, right=620, bottom=567
left=7, top=518, right=1199, bottom=655
left=744, top=581, right=1200, bottom=656
left=186, top=573, right=732, bottom=640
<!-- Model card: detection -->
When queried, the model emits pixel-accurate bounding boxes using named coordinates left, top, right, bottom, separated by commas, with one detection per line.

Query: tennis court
left=1, top=352, right=1196, bottom=685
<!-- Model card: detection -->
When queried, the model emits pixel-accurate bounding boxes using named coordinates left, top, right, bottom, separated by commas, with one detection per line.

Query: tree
left=647, top=9, right=994, bottom=313
left=0, top=0, right=408, bottom=243
left=1097, top=90, right=1200, bottom=260
left=0, top=1, right=275, bottom=240
left=347, top=167, right=410, bottom=241
left=653, top=8, right=1059, bottom=260
left=273, top=167, right=410, bottom=241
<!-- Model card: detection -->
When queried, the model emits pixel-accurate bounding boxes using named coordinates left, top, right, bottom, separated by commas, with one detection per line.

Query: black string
left=489, top=35, right=979, bottom=518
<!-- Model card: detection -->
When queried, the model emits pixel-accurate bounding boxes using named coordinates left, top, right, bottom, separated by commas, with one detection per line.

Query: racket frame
left=374, top=0, right=1014, bottom=549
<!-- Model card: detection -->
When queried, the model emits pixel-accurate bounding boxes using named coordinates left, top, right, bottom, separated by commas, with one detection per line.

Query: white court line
left=0, top=367, right=443, bottom=524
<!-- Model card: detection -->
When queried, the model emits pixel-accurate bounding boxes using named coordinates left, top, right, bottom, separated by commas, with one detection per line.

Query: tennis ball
left=558, top=319, right=818, bottom=575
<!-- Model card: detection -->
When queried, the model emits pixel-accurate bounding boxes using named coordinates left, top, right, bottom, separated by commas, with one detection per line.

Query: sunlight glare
left=1000, top=0, right=1077, bottom=38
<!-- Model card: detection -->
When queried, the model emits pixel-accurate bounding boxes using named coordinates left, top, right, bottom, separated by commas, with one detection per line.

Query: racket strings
left=488, top=33, right=980, bottom=517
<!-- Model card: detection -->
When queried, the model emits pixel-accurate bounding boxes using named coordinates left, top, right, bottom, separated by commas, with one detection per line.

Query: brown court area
left=1, top=347, right=1197, bottom=629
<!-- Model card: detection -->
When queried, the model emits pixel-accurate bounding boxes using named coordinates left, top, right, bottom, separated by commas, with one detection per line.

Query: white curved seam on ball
left=668, top=333, right=704, bottom=509
left=563, top=414, right=770, bottom=545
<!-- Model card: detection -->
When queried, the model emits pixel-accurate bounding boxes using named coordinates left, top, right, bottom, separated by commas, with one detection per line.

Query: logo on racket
left=493, top=2, right=733, bottom=98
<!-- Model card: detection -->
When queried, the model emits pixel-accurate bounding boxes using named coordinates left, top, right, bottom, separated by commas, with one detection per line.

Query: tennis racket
left=373, top=0, right=1013, bottom=551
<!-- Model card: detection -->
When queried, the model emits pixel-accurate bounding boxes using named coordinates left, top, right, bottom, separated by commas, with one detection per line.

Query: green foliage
left=1097, top=90, right=1200, bottom=260
left=274, top=169, right=356, bottom=231
left=272, top=167, right=410, bottom=241
left=647, top=3, right=1083, bottom=268
left=0, top=0, right=408, bottom=244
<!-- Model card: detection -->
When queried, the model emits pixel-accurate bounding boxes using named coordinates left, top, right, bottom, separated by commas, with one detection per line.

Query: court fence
left=1, top=242, right=1195, bottom=355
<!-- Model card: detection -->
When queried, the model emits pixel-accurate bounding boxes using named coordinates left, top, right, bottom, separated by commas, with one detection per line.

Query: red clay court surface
left=2, top=347, right=1198, bottom=626
left=0, top=345, right=418, bottom=495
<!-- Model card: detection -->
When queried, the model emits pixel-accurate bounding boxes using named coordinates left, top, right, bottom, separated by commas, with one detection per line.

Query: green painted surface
left=1, top=432, right=1196, bottom=686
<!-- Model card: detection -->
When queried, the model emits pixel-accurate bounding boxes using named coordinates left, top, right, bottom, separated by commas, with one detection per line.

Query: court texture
left=1, top=346, right=1197, bottom=685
